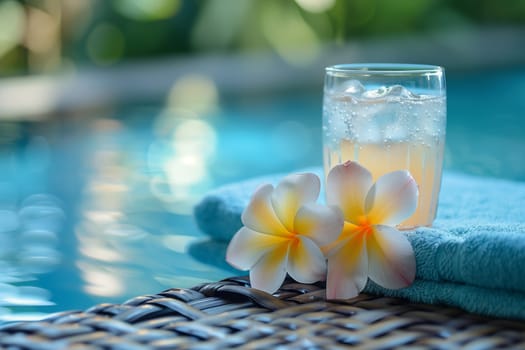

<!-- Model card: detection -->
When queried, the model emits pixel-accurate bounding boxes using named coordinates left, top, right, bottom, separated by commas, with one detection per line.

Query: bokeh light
left=0, top=0, right=523, bottom=76
left=113, top=0, right=181, bottom=21
left=86, top=23, right=126, bottom=66
left=166, top=75, right=219, bottom=115
left=172, top=119, right=217, bottom=158
left=24, top=5, right=61, bottom=71
left=261, top=2, right=321, bottom=66
left=0, top=1, right=25, bottom=58
left=148, top=117, right=217, bottom=214
left=295, top=0, right=336, bottom=13
left=191, top=0, right=252, bottom=50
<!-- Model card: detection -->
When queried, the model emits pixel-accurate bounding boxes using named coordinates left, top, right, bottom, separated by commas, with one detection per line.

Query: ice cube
left=343, top=80, right=366, bottom=95
left=362, top=85, right=420, bottom=100
left=362, top=86, right=389, bottom=99
left=384, top=123, right=409, bottom=141
left=386, top=85, right=419, bottom=99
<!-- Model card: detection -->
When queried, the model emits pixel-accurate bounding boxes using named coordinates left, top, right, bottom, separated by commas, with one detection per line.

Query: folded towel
left=194, top=168, right=525, bottom=319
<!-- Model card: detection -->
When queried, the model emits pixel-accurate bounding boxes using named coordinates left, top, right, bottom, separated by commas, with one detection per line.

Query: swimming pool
left=0, top=66, right=524, bottom=322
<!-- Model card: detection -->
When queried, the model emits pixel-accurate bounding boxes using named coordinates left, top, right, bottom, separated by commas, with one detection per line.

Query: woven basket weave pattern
left=1, top=276, right=524, bottom=349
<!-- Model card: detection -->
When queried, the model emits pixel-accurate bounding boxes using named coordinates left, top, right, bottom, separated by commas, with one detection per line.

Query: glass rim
left=325, top=63, right=444, bottom=76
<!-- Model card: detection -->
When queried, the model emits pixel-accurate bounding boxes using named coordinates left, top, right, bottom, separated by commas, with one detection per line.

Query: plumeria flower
left=324, top=161, right=418, bottom=299
left=226, top=173, right=343, bottom=294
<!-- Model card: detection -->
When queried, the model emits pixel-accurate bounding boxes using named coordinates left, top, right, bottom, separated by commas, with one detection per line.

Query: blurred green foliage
left=0, top=0, right=524, bottom=76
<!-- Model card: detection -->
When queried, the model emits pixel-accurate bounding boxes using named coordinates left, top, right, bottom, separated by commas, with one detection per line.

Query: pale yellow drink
left=324, top=140, right=445, bottom=227
left=322, top=82, right=446, bottom=228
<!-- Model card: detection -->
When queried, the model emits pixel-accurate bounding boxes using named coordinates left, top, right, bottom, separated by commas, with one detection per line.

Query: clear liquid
left=322, top=85, right=446, bottom=228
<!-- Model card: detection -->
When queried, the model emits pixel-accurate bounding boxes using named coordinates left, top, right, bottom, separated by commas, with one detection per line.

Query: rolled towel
left=194, top=169, right=525, bottom=319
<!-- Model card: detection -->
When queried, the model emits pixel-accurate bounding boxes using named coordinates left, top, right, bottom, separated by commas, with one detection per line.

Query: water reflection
left=0, top=194, right=64, bottom=322
left=149, top=109, right=217, bottom=214
left=75, top=138, right=145, bottom=298
left=0, top=126, right=66, bottom=322
left=74, top=114, right=230, bottom=303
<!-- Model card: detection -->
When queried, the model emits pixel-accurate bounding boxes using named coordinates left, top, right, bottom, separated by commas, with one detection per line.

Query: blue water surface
left=0, top=67, right=524, bottom=322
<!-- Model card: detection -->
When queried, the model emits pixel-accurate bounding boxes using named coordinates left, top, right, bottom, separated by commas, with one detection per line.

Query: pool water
left=1, top=67, right=524, bottom=322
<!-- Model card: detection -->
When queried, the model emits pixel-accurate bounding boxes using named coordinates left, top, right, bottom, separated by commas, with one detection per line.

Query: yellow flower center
left=357, top=215, right=374, bottom=236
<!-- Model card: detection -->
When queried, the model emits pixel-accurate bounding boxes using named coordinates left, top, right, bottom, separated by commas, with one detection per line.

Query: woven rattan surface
left=1, top=276, right=524, bottom=349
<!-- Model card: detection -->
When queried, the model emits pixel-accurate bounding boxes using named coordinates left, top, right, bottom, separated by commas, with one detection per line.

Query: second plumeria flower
left=226, top=173, right=343, bottom=294
left=324, top=161, right=418, bottom=299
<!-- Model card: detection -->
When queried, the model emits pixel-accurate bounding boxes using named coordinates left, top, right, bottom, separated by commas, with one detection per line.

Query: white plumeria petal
left=326, top=162, right=373, bottom=225
left=365, top=170, right=419, bottom=226
left=321, top=222, right=358, bottom=256
left=367, top=225, right=416, bottom=289
left=271, top=173, right=320, bottom=232
left=242, top=184, right=289, bottom=236
left=250, top=242, right=289, bottom=294
left=326, top=231, right=368, bottom=299
left=287, top=236, right=326, bottom=284
left=226, top=227, right=289, bottom=270
left=294, top=203, right=344, bottom=247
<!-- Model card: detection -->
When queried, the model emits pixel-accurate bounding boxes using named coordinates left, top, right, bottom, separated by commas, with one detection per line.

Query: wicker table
left=1, top=276, right=524, bottom=349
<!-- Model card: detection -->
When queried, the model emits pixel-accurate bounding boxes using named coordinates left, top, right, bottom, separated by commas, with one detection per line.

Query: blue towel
left=194, top=168, right=525, bottom=319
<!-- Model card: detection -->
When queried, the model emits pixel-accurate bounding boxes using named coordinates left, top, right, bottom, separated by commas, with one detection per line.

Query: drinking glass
left=322, top=63, right=446, bottom=228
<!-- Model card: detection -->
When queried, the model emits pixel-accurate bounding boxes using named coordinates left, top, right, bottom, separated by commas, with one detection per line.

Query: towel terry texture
left=194, top=168, right=525, bottom=320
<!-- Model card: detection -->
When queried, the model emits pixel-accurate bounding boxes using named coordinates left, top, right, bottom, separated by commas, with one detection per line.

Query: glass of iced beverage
left=323, top=63, right=446, bottom=228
